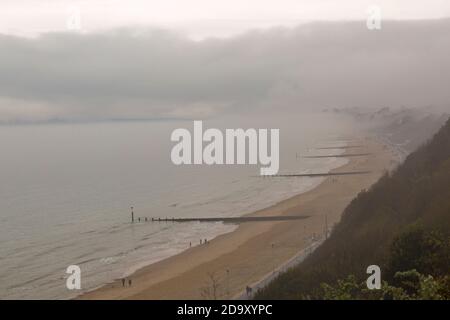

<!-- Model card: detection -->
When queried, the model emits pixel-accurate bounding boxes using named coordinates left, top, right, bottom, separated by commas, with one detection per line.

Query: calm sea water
left=0, top=113, right=355, bottom=299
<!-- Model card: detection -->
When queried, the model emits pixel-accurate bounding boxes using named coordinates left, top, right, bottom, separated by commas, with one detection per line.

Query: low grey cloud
left=1, top=19, right=450, bottom=123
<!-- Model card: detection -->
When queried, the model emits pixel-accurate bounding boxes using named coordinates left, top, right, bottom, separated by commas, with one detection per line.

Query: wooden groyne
left=267, top=170, right=371, bottom=178
left=145, top=215, right=310, bottom=224
left=303, top=153, right=371, bottom=158
left=315, top=145, right=363, bottom=149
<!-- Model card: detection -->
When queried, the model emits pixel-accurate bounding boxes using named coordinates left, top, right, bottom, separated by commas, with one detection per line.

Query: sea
left=0, top=113, right=356, bottom=299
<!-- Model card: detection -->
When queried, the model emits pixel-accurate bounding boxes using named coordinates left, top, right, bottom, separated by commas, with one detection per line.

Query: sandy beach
left=79, top=135, right=394, bottom=300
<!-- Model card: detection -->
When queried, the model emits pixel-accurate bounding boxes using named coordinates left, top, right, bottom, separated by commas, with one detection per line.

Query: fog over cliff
left=0, top=19, right=449, bottom=123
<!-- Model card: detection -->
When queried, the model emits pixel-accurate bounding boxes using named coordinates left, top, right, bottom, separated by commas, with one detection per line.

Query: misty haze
left=0, top=0, right=449, bottom=307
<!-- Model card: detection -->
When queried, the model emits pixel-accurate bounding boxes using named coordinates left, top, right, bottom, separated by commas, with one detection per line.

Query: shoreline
left=79, top=135, right=394, bottom=300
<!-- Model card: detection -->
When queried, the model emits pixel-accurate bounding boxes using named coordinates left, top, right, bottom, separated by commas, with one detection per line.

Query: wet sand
left=79, top=136, right=394, bottom=300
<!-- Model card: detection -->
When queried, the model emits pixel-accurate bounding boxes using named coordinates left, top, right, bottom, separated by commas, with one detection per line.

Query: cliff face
left=329, top=106, right=449, bottom=154
left=256, top=117, right=450, bottom=299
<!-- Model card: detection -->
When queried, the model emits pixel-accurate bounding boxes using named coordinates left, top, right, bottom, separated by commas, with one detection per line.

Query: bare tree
left=200, top=271, right=222, bottom=300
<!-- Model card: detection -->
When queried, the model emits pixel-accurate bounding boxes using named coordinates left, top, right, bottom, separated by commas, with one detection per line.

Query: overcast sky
left=0, top=2, right=449, bottom=123
left=2, top=0, right=450, bottom=38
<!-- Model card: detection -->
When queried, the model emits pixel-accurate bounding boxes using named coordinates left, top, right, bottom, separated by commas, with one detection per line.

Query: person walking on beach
left=121, top=278, right=125, bottom=287
left=128, top=279, right=132, bottom=287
